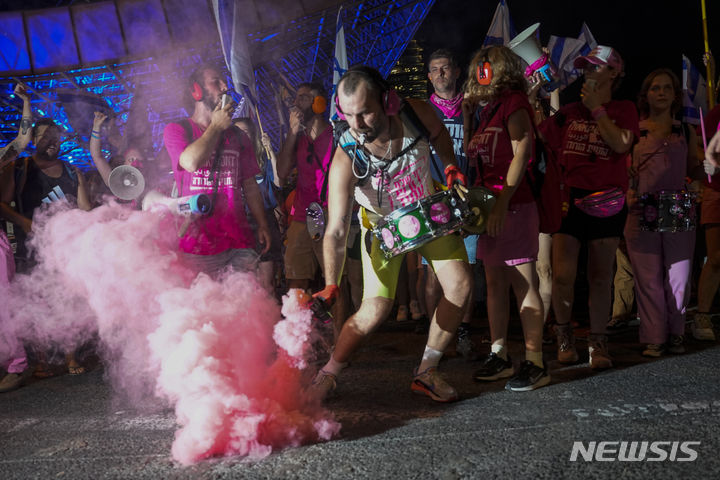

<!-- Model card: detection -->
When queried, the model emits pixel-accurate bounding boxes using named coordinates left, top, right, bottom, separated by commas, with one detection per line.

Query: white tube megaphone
left=108, top=165, right=145, bottom=200
left=142, top=190, right=212, bottom=216
left=508, top=23, right=558, bottom=91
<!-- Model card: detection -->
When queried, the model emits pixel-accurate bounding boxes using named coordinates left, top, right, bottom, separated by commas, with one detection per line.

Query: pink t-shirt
left=163, top=121, right=259, bottom=255
left=292, top=125, right=333, bottom=221
left=633, top=119, right=689, bottom=194
left=539, top=100, right=640, bottom=192
left=467, top=89, right=535, bottom=204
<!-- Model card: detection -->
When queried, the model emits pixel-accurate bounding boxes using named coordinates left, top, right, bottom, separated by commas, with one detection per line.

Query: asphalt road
left=1, top=321, right=719, bottom=479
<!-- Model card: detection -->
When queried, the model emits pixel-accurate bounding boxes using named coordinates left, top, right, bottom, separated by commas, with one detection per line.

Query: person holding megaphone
left=539, top=46, right=640, bottom=370
left=89, top=111, right=146, bottom=206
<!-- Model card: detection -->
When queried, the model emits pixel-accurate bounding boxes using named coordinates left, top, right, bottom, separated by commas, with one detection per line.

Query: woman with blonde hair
left=464, top=45, right=548, bottom=391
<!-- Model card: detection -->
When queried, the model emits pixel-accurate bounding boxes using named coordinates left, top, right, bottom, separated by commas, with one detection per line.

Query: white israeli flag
left=330, top=7, right=348, bottom=121
left=682, top=54, right=708, bottom=125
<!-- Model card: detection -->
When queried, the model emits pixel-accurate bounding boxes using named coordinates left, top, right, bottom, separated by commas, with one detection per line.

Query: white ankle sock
left=526, top=350, right=544, bottom=369
left=491, top=343, right=507, bottom=360
left=418, top=345, right=443, bottom=372
left=321, top=356, right=348, bottom=376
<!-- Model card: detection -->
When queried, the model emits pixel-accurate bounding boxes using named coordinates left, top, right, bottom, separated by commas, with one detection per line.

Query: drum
left=462, top=186, right=497, bottom=234
left=373, top=189, right=471, bottom=258
left=638, top=190, right=697, bottom=232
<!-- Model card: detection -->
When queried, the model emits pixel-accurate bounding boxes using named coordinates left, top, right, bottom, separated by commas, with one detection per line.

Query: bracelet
left=91, top=133, right=100, bottom=139
left=591, top=106, right=608, bottom=120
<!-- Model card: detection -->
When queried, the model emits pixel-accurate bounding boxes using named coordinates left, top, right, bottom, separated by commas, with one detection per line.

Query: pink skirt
left=477, top=202, right=539, bottom=267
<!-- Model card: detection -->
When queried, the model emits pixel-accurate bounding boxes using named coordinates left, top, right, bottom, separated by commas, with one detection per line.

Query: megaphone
left=108, top=165, right=145, bottom=200
left=142, top=190, right=212, bottom=216
left=508, top=23, right=558, bottom=91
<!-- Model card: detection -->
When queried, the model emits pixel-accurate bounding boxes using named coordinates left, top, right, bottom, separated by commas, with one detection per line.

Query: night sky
left=414, top=0, right=720, bottom=103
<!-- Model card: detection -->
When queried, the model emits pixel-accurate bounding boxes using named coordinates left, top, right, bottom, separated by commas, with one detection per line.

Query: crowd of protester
left=1, top=42, right=720, bottom=402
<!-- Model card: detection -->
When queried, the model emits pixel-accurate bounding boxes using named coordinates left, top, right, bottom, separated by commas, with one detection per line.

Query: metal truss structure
left=0, top=0, right=435, bottom=171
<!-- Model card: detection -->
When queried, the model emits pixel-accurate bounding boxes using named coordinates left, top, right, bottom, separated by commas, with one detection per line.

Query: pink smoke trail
left=4, top=201, right=339, bottom=463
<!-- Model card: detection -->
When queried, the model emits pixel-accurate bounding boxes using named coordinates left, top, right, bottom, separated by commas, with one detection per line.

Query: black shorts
left=557, top=188, right=627, bottom=242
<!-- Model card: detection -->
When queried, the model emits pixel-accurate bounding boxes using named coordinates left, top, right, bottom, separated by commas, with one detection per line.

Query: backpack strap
left=171, top=118, right=194, bottom=198
left=13, top=157, right=30, bottom=214
left=64, top=163, right=78, bottom=182
left=335, top=101, right=431, bottom=186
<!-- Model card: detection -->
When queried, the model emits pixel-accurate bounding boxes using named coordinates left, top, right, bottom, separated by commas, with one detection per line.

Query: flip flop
left=67, top=365, right=86, bottom=375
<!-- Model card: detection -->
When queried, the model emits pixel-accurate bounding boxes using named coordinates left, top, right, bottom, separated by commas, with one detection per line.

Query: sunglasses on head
left=306, top=141, right=316, bottom=164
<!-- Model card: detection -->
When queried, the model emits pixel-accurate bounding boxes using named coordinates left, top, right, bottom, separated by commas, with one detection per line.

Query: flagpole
left=701, top=0, right=715, bottom=108
left=253, top=103, right=272, bottom=159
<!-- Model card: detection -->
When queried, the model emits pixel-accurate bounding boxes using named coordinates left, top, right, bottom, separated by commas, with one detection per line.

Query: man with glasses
left=277, top=83, right=335, bottom=293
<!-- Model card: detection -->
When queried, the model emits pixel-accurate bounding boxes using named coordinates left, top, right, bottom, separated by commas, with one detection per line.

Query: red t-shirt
left=539, top=100, right=640, bottom=192
left=163, top=120, right=259, bottom=255
left=467, top=89, right=535, bottom=204
left=292, top=125, right=333, bottom=221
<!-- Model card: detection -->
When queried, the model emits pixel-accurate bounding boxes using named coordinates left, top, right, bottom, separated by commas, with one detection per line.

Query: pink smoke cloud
left=3, top=200, right=339, bottom=463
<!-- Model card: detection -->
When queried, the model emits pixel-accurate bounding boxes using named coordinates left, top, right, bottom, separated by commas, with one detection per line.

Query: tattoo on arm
left=20, top=117, right=31, bottom=136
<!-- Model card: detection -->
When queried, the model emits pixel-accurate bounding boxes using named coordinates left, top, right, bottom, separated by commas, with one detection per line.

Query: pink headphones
left=335, top=66, right=401, bottom=120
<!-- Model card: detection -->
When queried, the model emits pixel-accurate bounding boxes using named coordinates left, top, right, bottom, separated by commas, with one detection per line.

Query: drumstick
left=700, top=107, right=711, bottom=183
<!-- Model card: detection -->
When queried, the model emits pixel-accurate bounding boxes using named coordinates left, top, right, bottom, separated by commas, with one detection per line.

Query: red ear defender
left=312, top=96, right=327, bottom=115
left=191, top=81, right=203, bottom=101
left=476, top=61, right=493, bottom=86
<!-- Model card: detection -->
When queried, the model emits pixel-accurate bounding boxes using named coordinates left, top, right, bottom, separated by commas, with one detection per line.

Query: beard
left=36, top=142, right=59, bottom=161
left=203, top=94, right=218, bottom=111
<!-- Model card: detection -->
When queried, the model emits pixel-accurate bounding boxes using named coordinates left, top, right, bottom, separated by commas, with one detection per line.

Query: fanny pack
left=573, top=187, right=625, bottom=217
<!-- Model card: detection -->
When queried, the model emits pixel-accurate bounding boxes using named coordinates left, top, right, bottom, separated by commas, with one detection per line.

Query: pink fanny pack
left=574, top=187, right=625, bottom=217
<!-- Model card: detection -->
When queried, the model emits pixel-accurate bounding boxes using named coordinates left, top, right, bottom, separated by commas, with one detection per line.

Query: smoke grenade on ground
left=3, top=201, right=339, bottom=463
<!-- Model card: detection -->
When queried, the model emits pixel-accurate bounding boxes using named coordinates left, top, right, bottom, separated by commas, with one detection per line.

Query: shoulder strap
left=178, top=118, right=193, bottom=144
left=680, top=122, right=690, bottom=144
left=336, top=121, right=372, bottom=185
left=398, top=102, right=430, bottom=140
left=171, top=118, right=195, bottom=198
left=64, top=163, right=78, bottom=182
left=14, top=157, right=29, bottom=213
left=386, top=102, right=431, bottom=162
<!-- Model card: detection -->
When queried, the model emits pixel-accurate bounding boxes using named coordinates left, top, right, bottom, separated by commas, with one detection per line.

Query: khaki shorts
left=284, top=220, right=325, bottom=280
left=361, top=224, right=468, bottom=300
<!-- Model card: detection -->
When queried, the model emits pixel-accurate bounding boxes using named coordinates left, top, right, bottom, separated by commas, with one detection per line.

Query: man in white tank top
left=310, top=66, right=472, bottom=403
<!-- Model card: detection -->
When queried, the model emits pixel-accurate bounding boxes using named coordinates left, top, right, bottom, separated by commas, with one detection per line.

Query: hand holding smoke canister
left=142, top=190, right=212, bottom=216
left=310, top=285, right=339, bottom=323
